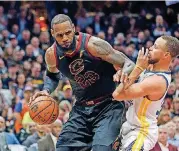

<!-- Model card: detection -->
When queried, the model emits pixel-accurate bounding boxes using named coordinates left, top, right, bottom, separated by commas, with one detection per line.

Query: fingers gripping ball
left=29, top=96, right=59, bottom=125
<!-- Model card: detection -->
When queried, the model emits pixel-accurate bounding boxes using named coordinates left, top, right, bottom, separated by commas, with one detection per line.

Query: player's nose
left=62, top=35, right=68, bottom=42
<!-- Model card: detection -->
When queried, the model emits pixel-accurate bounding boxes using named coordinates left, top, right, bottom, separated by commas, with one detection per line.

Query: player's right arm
left=113, top=74, right=168, bottom=101
left=29, top=46, right=62, bottom=104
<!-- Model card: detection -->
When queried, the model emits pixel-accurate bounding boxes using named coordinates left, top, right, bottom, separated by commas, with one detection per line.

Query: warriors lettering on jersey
left=69, top=59, right=100, bottom=88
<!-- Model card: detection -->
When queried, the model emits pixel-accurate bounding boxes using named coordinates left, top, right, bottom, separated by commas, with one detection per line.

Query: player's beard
left=148, top=58, right=159, bottom=64
left=60, top=35, right=76, bottom=52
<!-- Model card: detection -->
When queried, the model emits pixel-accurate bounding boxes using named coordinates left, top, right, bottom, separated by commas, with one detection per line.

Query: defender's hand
left=113, top=69, right=129, bottom=83
left=29, top=90, right=50, bottom=106
left=136, top=47, right=149, bottom=71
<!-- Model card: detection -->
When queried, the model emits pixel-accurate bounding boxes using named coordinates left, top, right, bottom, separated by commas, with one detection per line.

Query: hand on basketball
left=29, top=90, right=50, bottom=106
left=136, top=47, right=149, bottom=70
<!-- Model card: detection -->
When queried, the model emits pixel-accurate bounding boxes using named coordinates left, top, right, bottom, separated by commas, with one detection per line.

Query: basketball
left=29, top=96, right=59, bottom=125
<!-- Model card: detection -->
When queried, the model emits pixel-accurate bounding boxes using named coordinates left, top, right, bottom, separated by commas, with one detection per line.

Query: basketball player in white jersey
left=112, top=35, right=179, bottom=151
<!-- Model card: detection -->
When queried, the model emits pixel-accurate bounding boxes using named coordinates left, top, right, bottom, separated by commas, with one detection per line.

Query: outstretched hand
left=29, top=90, right=50, bottom=106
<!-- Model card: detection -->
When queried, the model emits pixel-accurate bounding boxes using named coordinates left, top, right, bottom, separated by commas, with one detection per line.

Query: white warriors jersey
left=126, top=70, right=171, bottom=128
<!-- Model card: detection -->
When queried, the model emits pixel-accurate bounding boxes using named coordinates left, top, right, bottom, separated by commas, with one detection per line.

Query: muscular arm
left=43, top=47, right=62, bottom=94
left=112, top=75, right=167, bottom=101
left=87, top=36, right=135, bottom=74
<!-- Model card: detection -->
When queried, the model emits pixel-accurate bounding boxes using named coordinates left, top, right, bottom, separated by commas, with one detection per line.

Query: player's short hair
left=51, top=14, right=73, bottom=29
left=161, top=35, right=179, bottom=58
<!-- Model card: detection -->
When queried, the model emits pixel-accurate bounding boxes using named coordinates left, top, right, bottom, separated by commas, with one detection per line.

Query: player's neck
left=153, top=61, right=170, bottom=72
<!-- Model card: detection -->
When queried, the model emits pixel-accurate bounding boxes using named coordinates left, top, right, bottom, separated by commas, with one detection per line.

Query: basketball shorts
left=120, top=122, right=158, bottom=151
left=56, top=98, right=126, bottom=151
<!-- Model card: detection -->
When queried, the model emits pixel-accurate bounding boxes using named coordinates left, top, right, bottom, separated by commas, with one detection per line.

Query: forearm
left=113, top=86, right=128, bottom=101
left=123, top=65, right=144, bottom=89
left=43, top=70, right=62, bottom=94
left=113, top=65, right=144, bottom=98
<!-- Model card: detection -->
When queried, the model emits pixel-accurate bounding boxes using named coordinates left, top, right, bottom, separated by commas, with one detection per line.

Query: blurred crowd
left=0, top=1, right=179, bottom=151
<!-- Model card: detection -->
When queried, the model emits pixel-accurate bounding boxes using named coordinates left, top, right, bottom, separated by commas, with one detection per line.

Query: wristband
left=136, top=65, right=144, bottom=71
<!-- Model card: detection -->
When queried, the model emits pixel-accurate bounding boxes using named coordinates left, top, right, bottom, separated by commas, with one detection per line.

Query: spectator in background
left=166, top=82, right=176, bottom=98
left=59, top=100, right=72, bottom=114
left=90, top=14, right=103, bottom=35
left=163, top=97, right=172, bottom=110
left=23, top=44, right=36, bottom=62
left=145, top=40, right=153, bottom=49
left=18, top=7, right=28, bottom=32
left=171, top=97, right=179, bottom=118
left=153, top=15, right=171, bottom=38
left=173, top=116, right=179, bottom=139
left=18, top=29, right=31, bottom=49
left=12, top=49, right=24, bottom=65
left=144, top=29, right=154, bottom=42
left=135, top=31, right=146, bottom=50
left=39, top=31, right=50, bottom=50
left=22, top=124, right=47, bottom=147
left=106, top=26, right=115, bottom=45
left=137, top=9, right=147, bottom=30
left=166, top=121, right=179, bottom=147
left=0, top=6, right=8, bottom=30
left=0, top=58, right=8, bottom=76
left=97, top=31, right=105, bottom=40
left=127, top=17, right=139, bottom=37
left=1, top=28, right=10, bottom=47
left=116, top=9, right=130, bottom=34
left=0, top=82, right=9, bottom=118
left=12, top=72, right=26, bottom=100
left=172, top=14, right=179, bottom=39
left=4, top=46, right=14, bottom=67
left=31, top=37, right=44, bottom=57
left=11, top=24, right=19, bottom=38
left=14, top=86, right=32, bottom=133
left=32, top=23, right=41, bottom=37
left=76, top=8, right=93, bottom=31
left=150, top=125, right=178, bottom=151
left=113, top=33, right=126, bottom=52
left=61, top=84, right=73, bottom=104
left=58, top=106, right=66, bottom=123
left=158, top=109, right=171, bottom=126
left=0, top=116, right=19, bottom=150
left=85, top=26, right=93, bottom=35
left=124, top=44, right=138, bottom=62
left=30, top=62, right=43, bottom=89
left=38, top=119, right=63, bottom=151
left=23, top=60, right=32, bottom=77
left=7, top=63, right=18, bottom=83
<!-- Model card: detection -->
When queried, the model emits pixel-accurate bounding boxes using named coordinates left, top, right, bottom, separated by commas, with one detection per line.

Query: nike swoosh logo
left=59, top=56, right=65, bottom=60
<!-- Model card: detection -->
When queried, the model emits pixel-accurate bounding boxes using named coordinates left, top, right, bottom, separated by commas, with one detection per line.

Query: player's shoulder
left=143, top=73, right=168, bottom=88
left=88, top=35, right=101, bottom=44
left=87, top=35, right=105, bottom=51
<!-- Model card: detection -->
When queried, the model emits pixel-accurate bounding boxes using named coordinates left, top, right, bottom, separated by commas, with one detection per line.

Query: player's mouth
left=63, top=42, right=71, bottom=47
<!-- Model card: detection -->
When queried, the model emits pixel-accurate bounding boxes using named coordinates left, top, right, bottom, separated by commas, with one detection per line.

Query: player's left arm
left=87, top=36, right=135, bottom=74
left=112, top=75, right=167, bottom=101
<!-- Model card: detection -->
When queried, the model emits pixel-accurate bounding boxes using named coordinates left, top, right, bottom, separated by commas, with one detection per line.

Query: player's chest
left=58, top=52, right=101, bottom=84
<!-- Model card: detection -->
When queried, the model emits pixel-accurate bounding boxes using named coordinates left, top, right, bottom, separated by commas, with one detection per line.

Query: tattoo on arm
left=92, top=38, right=135, bottom=71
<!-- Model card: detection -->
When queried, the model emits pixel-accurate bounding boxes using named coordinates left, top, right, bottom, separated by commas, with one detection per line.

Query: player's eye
left=57, top=34, right=63, bottom=38
left=66, top=31, right=71, bottom=35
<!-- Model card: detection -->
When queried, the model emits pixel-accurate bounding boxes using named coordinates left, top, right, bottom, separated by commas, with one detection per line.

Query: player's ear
left=51, top=29, right=55, bottom=38
left=72, top=24, right=75, bottom=33
left=164, top=51, right=171, bottom=59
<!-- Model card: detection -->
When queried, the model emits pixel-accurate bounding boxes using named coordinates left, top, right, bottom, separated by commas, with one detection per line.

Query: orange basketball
left=29, top=96, right=59, bottom=125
